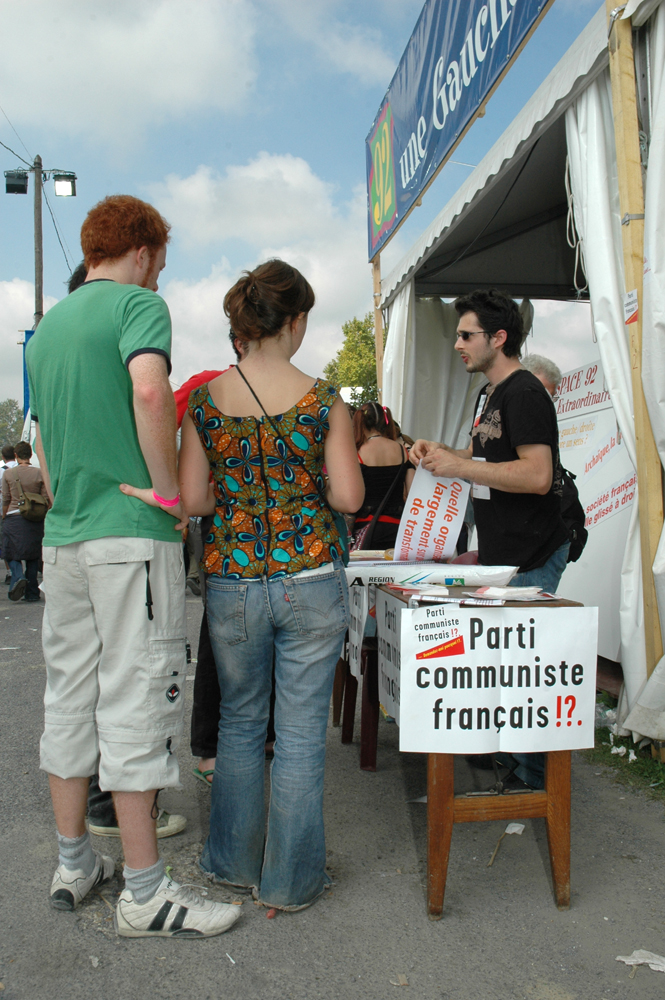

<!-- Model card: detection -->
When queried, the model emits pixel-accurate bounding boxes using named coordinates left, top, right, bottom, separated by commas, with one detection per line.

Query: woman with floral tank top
left=179, top=259, right=364, bottom=912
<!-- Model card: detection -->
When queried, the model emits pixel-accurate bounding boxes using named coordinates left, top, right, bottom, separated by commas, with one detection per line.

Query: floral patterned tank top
left=188, top=378, right=343, bottom=579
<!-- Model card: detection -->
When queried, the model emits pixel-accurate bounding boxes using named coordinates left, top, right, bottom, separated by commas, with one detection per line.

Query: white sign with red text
left=584, top=472, right=636, bottom=530
left=398, top=605, right=598, bottom=754
left=393, top=464, right=470, bottom=562
left=555, top=356, right=635, bottom=661
left=555, top=361, right=612, bottom=419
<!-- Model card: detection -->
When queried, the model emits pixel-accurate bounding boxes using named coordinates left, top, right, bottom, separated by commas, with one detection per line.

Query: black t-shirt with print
left=471, top=369, right=569, bottom=572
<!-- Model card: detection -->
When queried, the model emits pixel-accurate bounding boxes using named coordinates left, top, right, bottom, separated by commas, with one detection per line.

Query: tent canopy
left=381, top=6, right=609, bottom=307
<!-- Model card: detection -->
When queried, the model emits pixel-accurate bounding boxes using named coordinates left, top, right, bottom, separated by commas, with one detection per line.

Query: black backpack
left=561, top=467, right=587, bottom=563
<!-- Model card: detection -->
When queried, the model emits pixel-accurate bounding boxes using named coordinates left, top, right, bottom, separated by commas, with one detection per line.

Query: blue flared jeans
left=200, top=562, right=349, bottom=909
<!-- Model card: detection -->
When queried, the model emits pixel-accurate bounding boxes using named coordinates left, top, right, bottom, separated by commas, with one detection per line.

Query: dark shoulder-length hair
left=353, top=401, right=397, bottom=451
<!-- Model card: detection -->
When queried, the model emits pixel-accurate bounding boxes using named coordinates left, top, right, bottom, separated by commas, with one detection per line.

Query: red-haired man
left=26, top=195, right=239, bottom=939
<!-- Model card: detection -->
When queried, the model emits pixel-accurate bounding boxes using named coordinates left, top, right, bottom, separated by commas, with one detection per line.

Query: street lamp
left=3, top=155, right=77, bottom=328
left=53, top=171, right=77, bottom=198
left=4, top=169, right=28, bottom=194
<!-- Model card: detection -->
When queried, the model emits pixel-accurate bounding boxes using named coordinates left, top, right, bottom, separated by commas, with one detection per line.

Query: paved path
left=1, top=593, right=664, bottom=1000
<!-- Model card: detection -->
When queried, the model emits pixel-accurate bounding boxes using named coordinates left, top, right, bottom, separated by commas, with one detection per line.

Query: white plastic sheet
left=565, top=71, right=647, bottom=723
left=382, top=280, right=414, bottom=428
left=625, top=1, right=665, bottom=738
left=383, top=293, right=485, bottom=446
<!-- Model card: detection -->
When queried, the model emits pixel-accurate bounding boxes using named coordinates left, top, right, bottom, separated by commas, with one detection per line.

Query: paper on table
left=472, top=586, right=558, bottom=601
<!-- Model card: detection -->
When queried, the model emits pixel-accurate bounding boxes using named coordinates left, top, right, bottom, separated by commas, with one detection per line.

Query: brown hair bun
left=224, top=259, right=315, bottom=343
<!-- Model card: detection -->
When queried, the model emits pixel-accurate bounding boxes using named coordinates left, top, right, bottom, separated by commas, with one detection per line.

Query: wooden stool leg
left=331, top=657, right=346, bottom=727
left=359, top=648, right=379, bottom=772
left=341, top=672, right=358, bottom=744
left=427, top=753, right=454, bottom=920
left=544, top=750, right=571, bottom=909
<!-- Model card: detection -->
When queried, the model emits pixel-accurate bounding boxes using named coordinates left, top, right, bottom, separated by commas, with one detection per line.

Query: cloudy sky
left=0, top=0, right=602, bottom=405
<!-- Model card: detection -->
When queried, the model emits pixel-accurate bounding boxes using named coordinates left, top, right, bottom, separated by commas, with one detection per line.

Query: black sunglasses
left=456, top=328, right=491, bottom=342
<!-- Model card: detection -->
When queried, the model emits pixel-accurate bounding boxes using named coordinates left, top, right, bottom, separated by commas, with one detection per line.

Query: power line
left=42, top=187, right=73, bottom=274
left=0, top=137, right=32, bottom=168
left=0, top=102, right=33, bottom=161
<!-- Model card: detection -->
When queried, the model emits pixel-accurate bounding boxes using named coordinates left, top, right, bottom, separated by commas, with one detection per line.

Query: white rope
left=565, top=155, right=588, bottom=296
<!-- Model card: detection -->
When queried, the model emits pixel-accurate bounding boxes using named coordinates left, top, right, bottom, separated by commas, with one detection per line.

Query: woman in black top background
left=352, top=402, right=414, bottom=550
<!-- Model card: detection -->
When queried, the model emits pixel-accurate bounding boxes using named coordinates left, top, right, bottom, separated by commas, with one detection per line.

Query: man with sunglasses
left=410, top=290, right=569, bottom=787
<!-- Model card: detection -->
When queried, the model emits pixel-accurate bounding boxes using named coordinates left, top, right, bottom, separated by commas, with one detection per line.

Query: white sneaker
left=115, top=875, right=241, bottom=938
left=50, top=851, right=114, bottom=911
left=88, top=808, right=187, bottom=840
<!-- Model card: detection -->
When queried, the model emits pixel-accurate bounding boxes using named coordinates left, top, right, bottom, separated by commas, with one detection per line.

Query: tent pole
left=372, top=255, right=384, bottom=401
left=606, top=2, right=664, bottom=677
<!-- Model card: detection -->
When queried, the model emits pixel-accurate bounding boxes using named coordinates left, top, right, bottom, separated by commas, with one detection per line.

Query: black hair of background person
left=67, top=262, right=88, bottom=294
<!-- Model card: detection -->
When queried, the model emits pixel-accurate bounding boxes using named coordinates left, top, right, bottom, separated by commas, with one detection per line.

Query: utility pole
left=33, top=154, right=43, bottom=329
left=372, top=255, right=383, bottom=400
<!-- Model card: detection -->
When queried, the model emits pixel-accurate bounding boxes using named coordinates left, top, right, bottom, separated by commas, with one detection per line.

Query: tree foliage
left=323, top=312, right=384, bottom=406
left=0, top=399, right=24, bottom=448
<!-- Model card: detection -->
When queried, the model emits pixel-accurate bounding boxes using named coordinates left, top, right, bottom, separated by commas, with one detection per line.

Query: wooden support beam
left=606, top=3, right=664, bottom=677
left=372, top=256, right=384, bottom=400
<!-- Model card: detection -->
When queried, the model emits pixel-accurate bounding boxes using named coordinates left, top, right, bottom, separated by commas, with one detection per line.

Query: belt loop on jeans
left=145, top=561, right=154, bottom=621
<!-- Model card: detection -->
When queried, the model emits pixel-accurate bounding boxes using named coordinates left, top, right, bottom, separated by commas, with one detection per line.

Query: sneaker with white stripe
left=50, top=851, right=114, bottom=911
left=115, top=875, right=241, bottom=938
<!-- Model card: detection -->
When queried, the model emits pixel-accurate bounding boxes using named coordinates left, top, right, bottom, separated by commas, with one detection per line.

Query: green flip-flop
left=192, top=767, right=215, bottom=788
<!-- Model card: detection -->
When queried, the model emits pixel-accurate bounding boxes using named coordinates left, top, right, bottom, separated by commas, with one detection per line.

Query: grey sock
left=123, top=859, right=165, bottom=904
left=57, top=831, right=96, bottom=876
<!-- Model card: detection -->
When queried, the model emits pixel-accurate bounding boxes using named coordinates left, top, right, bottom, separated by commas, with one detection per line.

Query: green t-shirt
left=26, top=280, right=180, bottom=546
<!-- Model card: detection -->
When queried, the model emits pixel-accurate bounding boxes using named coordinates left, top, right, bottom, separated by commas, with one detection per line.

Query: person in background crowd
left=410, top=289, right=569, bottom=790
left=1, top=441, right=50, bottom=601
left=521, top=353, right=588, bottom=565
left=1, top=444, right=18, bottom=584
left=27, top=195, right=239, bottom=939
left=521, top=354, right=562, bottom=399
left=1, top=444, right=17, bottom=471
left=134, top=259, right=364, bottom=914
left=393, top=421, right=415, bottom=449
left=352, top=402, right=413, bottom=550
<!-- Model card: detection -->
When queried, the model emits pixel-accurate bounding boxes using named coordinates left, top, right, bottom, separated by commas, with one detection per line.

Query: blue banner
left=366, top=0, right=552, bottom=259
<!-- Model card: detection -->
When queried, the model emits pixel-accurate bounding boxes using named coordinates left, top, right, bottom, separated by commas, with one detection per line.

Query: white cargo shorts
left=39, top=537, right=186, bottom=792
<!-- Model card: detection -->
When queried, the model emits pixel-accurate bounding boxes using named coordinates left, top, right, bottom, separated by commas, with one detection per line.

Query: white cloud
left=156, top=152, right=381, bottom=386
left=0, top=280, right=58, bottom=402
left=153, top=154, right=338, bottom=249
left=264, top=0, right=396, bottom=86
left=0, top=0, right=257, bottom=146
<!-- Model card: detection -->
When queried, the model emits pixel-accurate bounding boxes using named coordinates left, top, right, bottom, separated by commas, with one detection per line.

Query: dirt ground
left=1, top=594, right=664, bottom=1000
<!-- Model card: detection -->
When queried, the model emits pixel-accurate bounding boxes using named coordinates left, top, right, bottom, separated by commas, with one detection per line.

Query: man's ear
left=492, top=328, right=508, bottom=349
left=135, top=246, right=150, bottom=271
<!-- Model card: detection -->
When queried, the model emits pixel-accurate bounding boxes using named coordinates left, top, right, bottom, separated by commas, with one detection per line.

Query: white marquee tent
left=381, top=1, right=665, bottom=737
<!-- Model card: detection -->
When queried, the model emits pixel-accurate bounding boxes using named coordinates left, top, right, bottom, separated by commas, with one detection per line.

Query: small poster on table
left=398, top=605, right=598, bottom=754
left=393, top=464, right=470, bottom=562
left=348, top=584, right=368, bottom=681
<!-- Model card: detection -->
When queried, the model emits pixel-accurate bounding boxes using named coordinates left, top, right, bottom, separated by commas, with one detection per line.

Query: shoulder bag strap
left=360, top=457, right=409, bottom=550
left=14, top=471, right=27, bottom=499
left=235, top=366, right=330, bottom=509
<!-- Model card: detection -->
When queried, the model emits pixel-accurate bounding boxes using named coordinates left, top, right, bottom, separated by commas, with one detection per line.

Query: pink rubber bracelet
left=152, top=490, right=181, bottom=507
